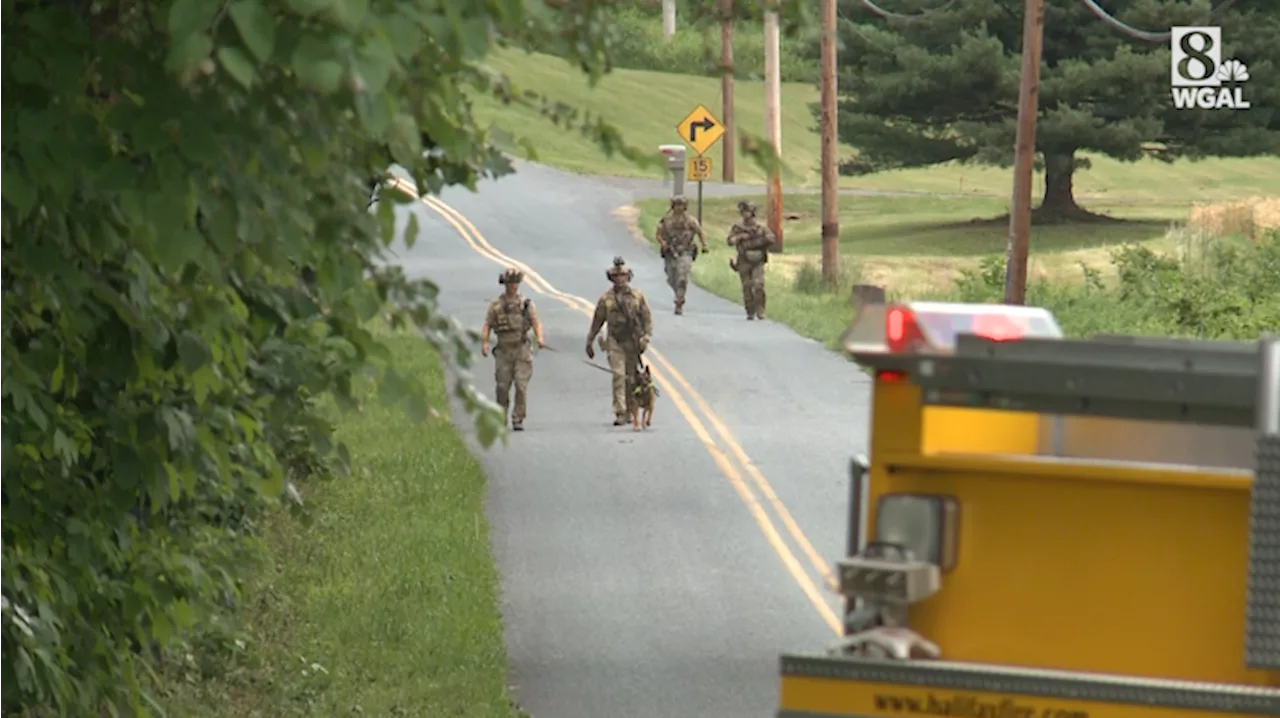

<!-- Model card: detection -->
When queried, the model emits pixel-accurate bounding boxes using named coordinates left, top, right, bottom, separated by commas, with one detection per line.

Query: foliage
left=951, top=230, right=1280, bottom=338
left=586, top=5, right=817, bottom=82
left=827, top=0, right=1280, bottom=215
left=0, top=0, right=689, bottom=713
left=3, top=0, right=824, bottom=711
left=159, top=331, right=520, bottom=717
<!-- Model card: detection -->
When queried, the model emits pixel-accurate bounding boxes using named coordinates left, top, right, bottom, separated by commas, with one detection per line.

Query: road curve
left=386, top=159, right=872, bottom=718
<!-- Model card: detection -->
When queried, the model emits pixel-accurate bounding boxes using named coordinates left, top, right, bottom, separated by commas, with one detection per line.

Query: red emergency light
left=841, top=301, right=1064, bottom=362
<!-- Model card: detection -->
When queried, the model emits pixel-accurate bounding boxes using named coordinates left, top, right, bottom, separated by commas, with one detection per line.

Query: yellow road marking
left=411, top=184, right=838, bottom=591
left=387, top=177, right=842, bottom=634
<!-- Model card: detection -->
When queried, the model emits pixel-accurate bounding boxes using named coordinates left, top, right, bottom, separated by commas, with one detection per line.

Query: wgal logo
left=1171, top=26, right=1250, bottom=110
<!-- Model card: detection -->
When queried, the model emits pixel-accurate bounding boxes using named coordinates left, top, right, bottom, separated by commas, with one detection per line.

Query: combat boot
left=674, top=299, right=684, bottom=316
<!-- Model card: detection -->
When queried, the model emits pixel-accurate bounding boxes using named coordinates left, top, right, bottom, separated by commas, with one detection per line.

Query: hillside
left=470, top=48, right=1280, bottom=204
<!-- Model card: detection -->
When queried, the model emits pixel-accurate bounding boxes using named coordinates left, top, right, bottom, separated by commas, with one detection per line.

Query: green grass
left=472, top=49, right=1280, bottom=200
left=160, top=331, right=521, bottom=718
left=635, top=193, right=1192, bottom=346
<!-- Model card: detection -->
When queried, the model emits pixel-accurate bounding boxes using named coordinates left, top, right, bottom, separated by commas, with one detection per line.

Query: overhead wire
left=854, top=0, right=1240, bottom=37
left=1077, top=0, right=1240, bottom=43
left=856, top=0, right=956, bottom=22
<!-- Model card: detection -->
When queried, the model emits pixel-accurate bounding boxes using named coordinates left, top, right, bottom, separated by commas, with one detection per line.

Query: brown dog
left=628, top=363, right=658, bottom=431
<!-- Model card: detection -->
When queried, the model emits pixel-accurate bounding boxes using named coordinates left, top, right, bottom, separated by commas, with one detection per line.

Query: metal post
left=1260, top=335, right=1280, bottom=436
left=1246, top=334, right=1280, bottom=669
left=1002, top=0, right=1044, bottom=306
left=697, top=181, right=704, bottom=226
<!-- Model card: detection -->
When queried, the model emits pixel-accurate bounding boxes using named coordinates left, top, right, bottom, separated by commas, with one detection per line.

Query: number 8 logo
left=1178, top=30, right=1216, bottom=82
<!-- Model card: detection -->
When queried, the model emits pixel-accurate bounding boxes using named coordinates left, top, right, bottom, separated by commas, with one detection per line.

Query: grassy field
left=160, top=331, right=521, bottom=718
left=472, top=48, right=1280, bottom=200
left=633, top=193, right=1218, bottom=346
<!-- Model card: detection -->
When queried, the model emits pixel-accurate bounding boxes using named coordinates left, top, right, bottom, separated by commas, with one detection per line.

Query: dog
left=628, top=363, right=659, bottom=432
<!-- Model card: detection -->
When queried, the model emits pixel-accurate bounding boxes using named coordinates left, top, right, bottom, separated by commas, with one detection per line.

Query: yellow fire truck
left=777, top=301, right=1280, bottom=718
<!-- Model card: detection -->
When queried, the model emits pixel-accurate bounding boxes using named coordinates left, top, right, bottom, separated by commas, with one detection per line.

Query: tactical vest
left=603, top=290, right=642, bottom=342
left=662, top=215, right=696, bottom=254
left=492, top=297, right=531, bottom=345
left=735, top=223, right=769, bottom=266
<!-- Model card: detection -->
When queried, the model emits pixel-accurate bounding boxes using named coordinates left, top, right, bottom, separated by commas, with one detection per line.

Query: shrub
left=945, top=229, right=1280, bottom=340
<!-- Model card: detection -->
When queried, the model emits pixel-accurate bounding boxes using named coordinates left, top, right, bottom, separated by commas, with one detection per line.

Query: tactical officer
left=481, top=268, right=546, bottom=431
left=726, top=201, right=775, bottom=320
left=656, top=195, right=708, bottom=316
left=586, top=257, right=654, bottom=426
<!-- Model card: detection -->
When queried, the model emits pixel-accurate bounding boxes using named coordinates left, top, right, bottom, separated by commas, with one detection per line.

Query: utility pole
left=663, top=0, right=676, bottom=39
left=1003, top=0, right=1045, bottom=305
left=819, top=0, right=838, bottom=282
left=764, top=2, right=784, bottom=250
left=720, top=0, right=735, bottom=183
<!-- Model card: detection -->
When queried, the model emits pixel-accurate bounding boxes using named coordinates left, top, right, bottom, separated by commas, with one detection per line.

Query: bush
left=944, top=229, right=1280, bottom=340
left=792, top=257, right=864, bottom=295
left=1, top=0, right=622, bottom=714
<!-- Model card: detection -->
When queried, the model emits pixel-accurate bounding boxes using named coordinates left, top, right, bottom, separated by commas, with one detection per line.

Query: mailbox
left=659, top=144, right=687, bottom=197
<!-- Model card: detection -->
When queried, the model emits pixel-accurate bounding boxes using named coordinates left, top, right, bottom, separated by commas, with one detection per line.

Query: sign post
left=686, top=157, right=713, bottom=224
left=675, top=104, right=725, bottom=225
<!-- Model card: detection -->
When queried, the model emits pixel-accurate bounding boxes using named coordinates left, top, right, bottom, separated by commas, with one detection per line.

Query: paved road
left=387, top=160, right=872, bottom=717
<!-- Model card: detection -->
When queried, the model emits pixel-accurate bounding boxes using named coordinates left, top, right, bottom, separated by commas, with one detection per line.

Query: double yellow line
left=387, top=177, right=843, bottom=635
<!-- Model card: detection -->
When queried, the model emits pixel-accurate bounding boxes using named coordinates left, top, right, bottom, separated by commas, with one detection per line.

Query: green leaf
left=50, top=358, right=65, bottom=394
left=378, top=368, right=407, bottom=407
left=352, top=41, right=397, bottom=97
left=458, top=18, right=492, bottom=60
left=2, top=160, right=35, bottom=219
left=290, top=37, right=344, bottom=93
left=284, top=0, right=337, bottom=18
left=176, top=331, right=212, bottom=372
left=217, top=46, right=258, bottom=88
left=388, top=113, right=422, bottom=166
left=325, top=0, right=370, bottom=32
left=376, top=196, right=396, bottom=246
left=228, top=0, right=277, bottom=62
left=405, top=391, right=430, bottom=423
left=168, top=0, right=220, bottom=38
left=355, top=92, right=393, bottom=136
left=166, top=32, right=215, bottom=76
left=403, top=212, right=420, bottom=249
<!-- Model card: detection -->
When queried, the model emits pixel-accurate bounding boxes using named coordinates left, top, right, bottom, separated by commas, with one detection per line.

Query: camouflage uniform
left=726, top=201, right=775, bottom=320
left=586, top=257, right=654, bottom=425
left=656, top=196, right=706, bottom=315
left=482, top=268, right=543, bottom=430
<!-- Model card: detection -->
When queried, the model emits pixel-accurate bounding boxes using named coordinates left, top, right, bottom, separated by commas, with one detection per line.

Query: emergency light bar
left=840, top=302, right=1063, bottom=357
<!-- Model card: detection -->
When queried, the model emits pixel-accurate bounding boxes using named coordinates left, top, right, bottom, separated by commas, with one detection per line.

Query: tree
left=828, top=0, right=1280, bottom=220
left=0, top=0, right=652, bottom=713
left=3, top=0, right=807, bottom=712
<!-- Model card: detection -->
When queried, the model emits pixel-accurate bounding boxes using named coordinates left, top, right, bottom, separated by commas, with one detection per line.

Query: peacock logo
left=1216, top=59, right=1250, bottom=83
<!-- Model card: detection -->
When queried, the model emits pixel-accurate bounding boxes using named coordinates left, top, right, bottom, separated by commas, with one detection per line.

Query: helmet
left=605, top=255, right=634, bottom=280
left=498, top=267, right=523, bottom=285
left=670, top=195, right=689, bottom=209
left=737, top=200, right=757, bottom=215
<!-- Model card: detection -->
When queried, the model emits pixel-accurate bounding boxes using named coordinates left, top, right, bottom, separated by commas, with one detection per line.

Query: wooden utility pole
left=764, top=3, right=784, bottom=250
left=1003, top=0, right=1045, bottom=305
left=720, top=0, right=735, bottom=183
left=819, top=0, right=838, bottom=281
left=662, top=0, right=676, bottom=39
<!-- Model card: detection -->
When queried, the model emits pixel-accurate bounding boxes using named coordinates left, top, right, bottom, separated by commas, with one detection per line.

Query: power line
left=855, top=0, right=1239, bottom=36
left=857, top=0, right=956, bottom=22
left=1077, top=0, right=1240, bottom=44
